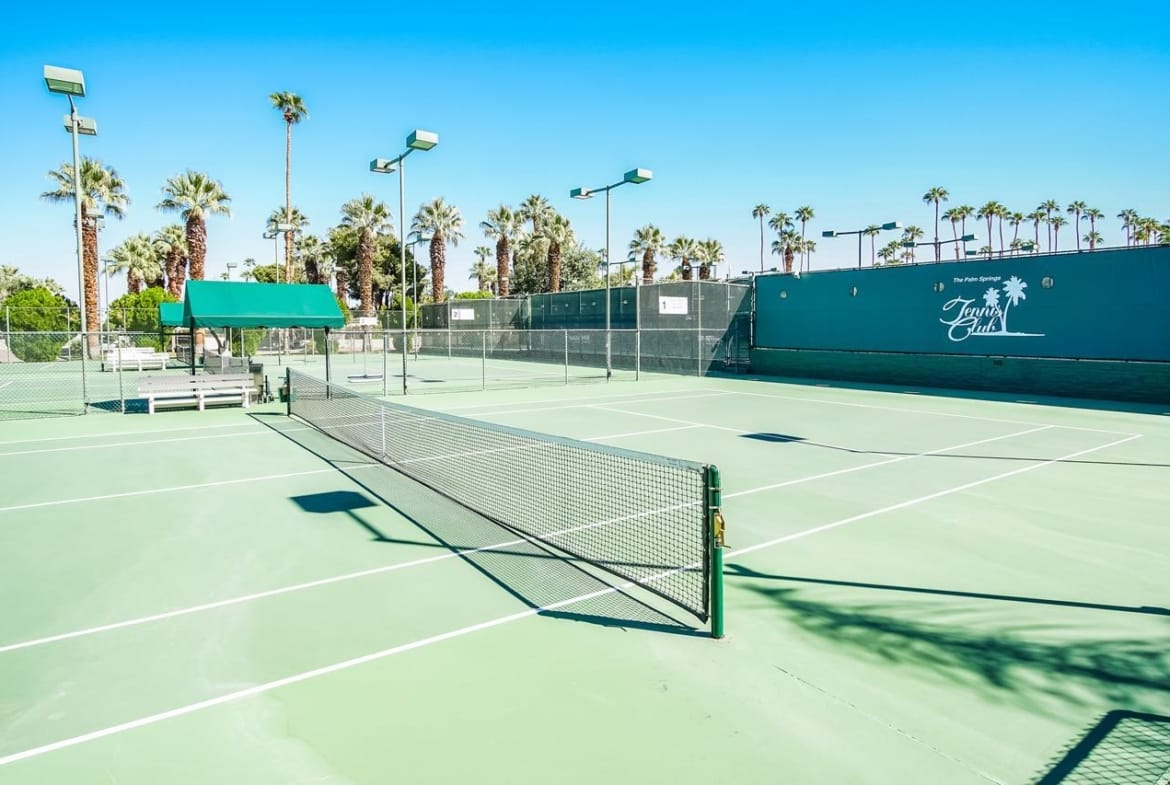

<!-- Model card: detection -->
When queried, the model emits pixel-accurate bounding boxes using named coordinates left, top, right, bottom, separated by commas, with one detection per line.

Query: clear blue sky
left=2, top=0, right=1167, bottom=304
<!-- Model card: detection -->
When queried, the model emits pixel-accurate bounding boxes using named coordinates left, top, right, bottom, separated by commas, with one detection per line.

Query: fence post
left=447, top=300, right=453, bottom=359
left=481, top=330, right=486, bottom=391
left=3, top=306, right=8, bottom=364
left=116, top=342, right=125, bottom=413
left=564, top=329, right=569, bottom=385
left=696, top=280, right=703, bottom=376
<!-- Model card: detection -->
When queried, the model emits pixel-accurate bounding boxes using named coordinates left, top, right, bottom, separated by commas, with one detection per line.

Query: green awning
left=159, top=302, right=184, bottom=327
left=182, top=281, right=345, bottom=329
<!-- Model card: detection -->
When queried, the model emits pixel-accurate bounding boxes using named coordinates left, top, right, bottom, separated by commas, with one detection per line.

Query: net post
left=481, top=330, right=486, bottom=391
left=707, top=464, right=725, bottom=639
left=285, top=367, right=292, bottom=415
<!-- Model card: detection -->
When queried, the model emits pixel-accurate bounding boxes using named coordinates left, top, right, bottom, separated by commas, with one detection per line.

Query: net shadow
left=256, top=413, right=704, bottom=637
left=1032, top=710, right=1170, bottom=784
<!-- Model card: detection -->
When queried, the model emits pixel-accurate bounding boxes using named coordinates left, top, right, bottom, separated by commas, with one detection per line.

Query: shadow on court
left=254, top=412, right=705, bottom=638
left=738, top=432, right=1170, bottom=468
left=726, top=563, right=1170, bottom=715
left=1030, top=710, right=1170, bottom=784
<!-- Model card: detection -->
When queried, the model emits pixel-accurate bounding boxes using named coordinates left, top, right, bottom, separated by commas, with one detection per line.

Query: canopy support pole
left=324, top=327, right=332, bottom=385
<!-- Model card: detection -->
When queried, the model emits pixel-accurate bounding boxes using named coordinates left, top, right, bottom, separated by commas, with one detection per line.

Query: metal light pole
left=903, top=233, right=979, bottom=263
left=822, top=221, right=901, bottom=269
left=371, top=129, right=438, bottom=395
left=570, top=167, right=652, bottom=379
left=45, top=65, right=95, bottom=409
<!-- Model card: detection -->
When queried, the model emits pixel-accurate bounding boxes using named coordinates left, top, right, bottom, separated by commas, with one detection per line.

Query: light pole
left=370, top=129, right=439, bottom=395
left=100, top=255, right=116, bottom=333
left=407, top=232, right=433, bottom=314
left=45, top=64, right=95, bottom=406
left=570, top=167, right=652, bottom=379
left=225, top=262, right=238, bottom=280
left=822, top=221, right=901, bottom=269
left=902, top=233, right=978, bottom=263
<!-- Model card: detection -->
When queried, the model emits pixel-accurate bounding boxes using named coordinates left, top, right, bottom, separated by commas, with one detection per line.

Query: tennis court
left=1, top=373, right=1167, bottom=784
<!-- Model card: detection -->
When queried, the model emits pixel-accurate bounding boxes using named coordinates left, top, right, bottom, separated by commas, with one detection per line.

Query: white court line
left=0, top=421, right=1044, bottom=653
left=429, top=386, right=714, bottom=412
left=459, top=391, right=733, bottom=420
left=0, top=468, right=350, bottom=515
left=0, top=381, right=13, bottom=391
left=0, top=431, right=1139, bottom=767
left=0, top=422, right=257, bottom=447
left=0, top=428, right=309, bottom=458
left=583, top=425, right=701, bottom=442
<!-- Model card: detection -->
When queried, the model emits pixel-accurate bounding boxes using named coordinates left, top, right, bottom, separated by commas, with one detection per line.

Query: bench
left=104, top=347, right=168, bottom=371
left=138, top=374, right=256, bottom=414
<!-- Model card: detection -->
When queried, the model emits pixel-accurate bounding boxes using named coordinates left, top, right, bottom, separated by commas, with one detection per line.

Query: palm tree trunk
left=496, top=239, right=510, bottom=298
left=549, top=242, right=562, bottom=293
left=284, top=121, right=293, bottom=282
left=998, top=217, right=1005, bottom=257
left=82, top=215, right=100, bottom=357
left=784, top=248, right=794, bottom=274
left=758, top=218, right=764, bottom=272
left=358, top=230, right=373, bottom=316
left=960, top=216, right=968, bottom=257
left=430, top=236, right=445, bottom=303
left=986, top=217, right=993, bottom=259
left=871, top=235, right=877, bottom=265
left=642, top=249, right=655, bottom=284
left=934, top=201, right=940, bottom=262
left=950, top=220, right=959, bottom=260
left=335, top=267, right=348, bottom=302
left=1053, top=226, right=1060, bottom=252
left=800, top=222, right=807, bottom=272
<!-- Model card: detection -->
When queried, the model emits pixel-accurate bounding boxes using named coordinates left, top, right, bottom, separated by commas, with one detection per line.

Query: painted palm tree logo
left=939, top=274, right=1044, bottom=341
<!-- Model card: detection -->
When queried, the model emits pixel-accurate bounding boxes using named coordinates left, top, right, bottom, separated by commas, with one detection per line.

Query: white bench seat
left=104, top=347, right=168, bottom=371
left=138, top=374, right=256, bottom=414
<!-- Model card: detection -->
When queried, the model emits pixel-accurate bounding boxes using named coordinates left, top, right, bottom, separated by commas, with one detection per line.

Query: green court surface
left=1, top=375, right=1168, bottom=784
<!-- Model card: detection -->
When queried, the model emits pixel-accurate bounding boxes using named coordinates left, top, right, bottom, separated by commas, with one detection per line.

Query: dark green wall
left=754, top=246, right=1170, bottom=361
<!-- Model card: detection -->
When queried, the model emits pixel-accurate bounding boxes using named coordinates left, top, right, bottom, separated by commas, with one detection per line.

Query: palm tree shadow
left=255, top=413, right=703, bottom=638
left=727, top=566, right=1170, bottom=714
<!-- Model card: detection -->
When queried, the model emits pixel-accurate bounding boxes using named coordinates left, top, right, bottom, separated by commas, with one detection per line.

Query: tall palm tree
left=41, top=157, right=129, bottom=347
left=1066, top=200, right=1086, bottom=251
left=994, top=204, right=1009, bottom=256
left=481, top=205, right=523, bottom=298
left=109, top=234, right=161, bottom=294
left=270, top=92, right=308, bottom=281
left=297, top=234, right=327, bottom=285
left=901, top=225, right=925, bottom=262
left=1083, top=231, right=1103, bottom=251
left=629, top=224, right=666, bottom=284
left=542, top=213, right=573, bottom=292
left=519, top=194, right=552, bottom=236
left=794, top=206, right=814, bottom=271
left=1008, top=212, right=1024, bottom=253
left=340, top=194, right=393, bottom=316
left=1038, top=199, right=1061, bottom=251
left=940, top=210, right=961, bottom=260
left=1084, top=207, right=1103, bottom=248
left=697, top=238, right=725, bottom=280
left=751, top=204, right=770, bottom=272
left=152, top=225, right=188, bottom=297
left=1027, top=210, right=1046, bottom=251
left=1050, top=215, right=1067, bottom=251
left=922, top=187, right=949, bottom=261
left=1118, top=209, right=1139, bottom=246
left=669, top=236, right=699, bottom=280
left=977, top=202, right=1001, bottom=259
left=157, top=171, right=231, bottom=284
left=953, top=205, right=975, bottom=256
left=862, top=225, right=882, bottom=265
left=471, top=246, right=494, bottom=293
left=412, top=198, right=464, bottom=304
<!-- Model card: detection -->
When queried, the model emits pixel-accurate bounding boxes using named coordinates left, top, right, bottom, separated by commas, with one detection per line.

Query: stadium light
left=568, top=167, right=653, bottom=379
left=822, top=221, right=901, bottom=269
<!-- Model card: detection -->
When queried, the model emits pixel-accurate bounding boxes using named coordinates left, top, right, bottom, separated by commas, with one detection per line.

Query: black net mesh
left=287, top=369, right=712, bottom=621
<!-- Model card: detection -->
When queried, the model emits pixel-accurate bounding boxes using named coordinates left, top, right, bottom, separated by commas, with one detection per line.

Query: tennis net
left=286, top=368, right=721, bottom=625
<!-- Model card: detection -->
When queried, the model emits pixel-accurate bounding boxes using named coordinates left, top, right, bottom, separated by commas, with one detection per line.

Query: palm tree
left=412, top=198, right=464, bottom=304
left=669, top=236, right=699, bottom=280
left=1083, top=231, right=1103, bottom=251
left=697, top=238, right=725, bottom=280
left=953, top=205, right=975, bottom=256
left=769, top=230, right=799, bottom=273
left=629, top=224, right=666, bottom=284
left=901, top=225, right=925, bottom=262
left=1118, top=209, right=1139, bottom=246
left=152, top=225, right=188, bottom=297
left=1000, top=276, right=1027, bottom=332
left=1067, top=200, right=1086, bottom=251
left=794, top=206, right=814, bottom=271
left=1084, top=207, right=1104, bottom=248
left=471, top=246, right=494, bottom=293
left=922, top=187, right=949, bottom=261
left=157, top=171, right=231, bottom=285
left=1050, top=215, right=1067, bottom=251
left=109, top=234, right=161, bottom=294
left=519, top=194, right=552, bottom=236
left=267, top=206, right=309, bottom=281
left=863, top=225, right=882, bottom=265
left=1038, top=199, right=1061, bottom=251
left=270, top=92, right=308, bottom=281
left=876, top=241, right=896, bottom=266
left=340, top=194, right=393, bottom=316
left=940, top=210, right=961, bottom=260
left=297, top=234, right=327, bottom=285
left=542, top=213, right=573, bottom=292
left=1027, top=210, right=1046, bottom=251
left=481, top=205, right=523, bottom=297
left=977, top=202, right=1001, bottom=259
left=1008, top=212, right=1024, bottom=254
left=41, top=157, right=129, bottom=347
left=751, top=204, right=770, bottom=271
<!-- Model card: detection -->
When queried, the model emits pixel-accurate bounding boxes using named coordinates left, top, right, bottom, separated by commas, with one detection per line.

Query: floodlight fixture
left=960, top=233, right=978, bottom=242
left=44, top=65, right=85, bottom=97
left=570, top=187, right=592, bottom=199
left=881, top=221, right=902, bottom=231
left=63, top=115, right=97, bottom=135
left=407, top=129, right=438, bottom=151
left=821, top=230, right=837, bottom=238
left=370, top=158, right=397, bottom=174
left=623, top=168, right=652, bottom=184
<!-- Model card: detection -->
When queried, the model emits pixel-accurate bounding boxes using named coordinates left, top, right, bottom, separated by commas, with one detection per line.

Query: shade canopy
left=159, top=302, right=184, bottom=327
left=181, top=281, right=345, bottom=329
